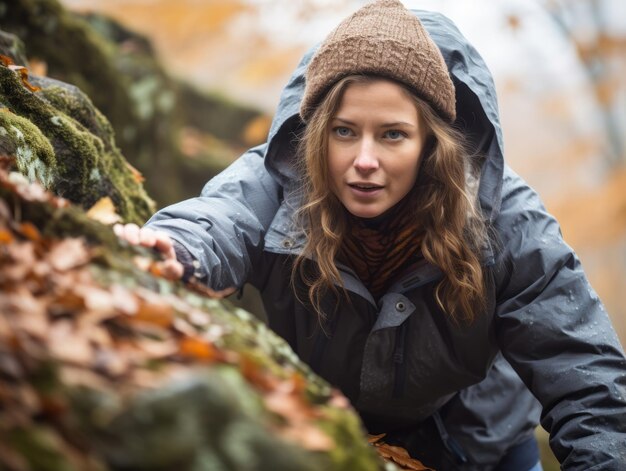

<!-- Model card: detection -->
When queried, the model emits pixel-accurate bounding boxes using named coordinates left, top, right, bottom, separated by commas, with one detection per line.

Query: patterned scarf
left=338, top=196, right=423, bottom=300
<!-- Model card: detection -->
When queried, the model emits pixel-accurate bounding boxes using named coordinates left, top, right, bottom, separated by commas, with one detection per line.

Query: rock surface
left=0, top=41, right=387, bottom=471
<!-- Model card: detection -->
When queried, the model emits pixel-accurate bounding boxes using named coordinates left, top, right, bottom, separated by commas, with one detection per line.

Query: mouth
left=348, top=183, right=384, bottom=192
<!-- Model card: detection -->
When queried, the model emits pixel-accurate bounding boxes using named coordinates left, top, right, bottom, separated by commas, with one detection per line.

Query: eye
left=332, top=126, right=353, bottom=138
left=383, top=130, right=406, bottom=140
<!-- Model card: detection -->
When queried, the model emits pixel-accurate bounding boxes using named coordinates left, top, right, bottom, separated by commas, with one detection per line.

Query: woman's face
left=327, top=79, right=425, bottom=219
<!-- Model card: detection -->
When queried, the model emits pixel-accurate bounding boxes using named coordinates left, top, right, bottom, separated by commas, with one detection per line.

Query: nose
left=353, top=139, right=379, bottom=173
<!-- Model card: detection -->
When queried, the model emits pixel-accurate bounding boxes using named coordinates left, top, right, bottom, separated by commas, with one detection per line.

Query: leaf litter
left=0, top=162, right=357, bottom=469
left=0, top=158, right=430, bottom=470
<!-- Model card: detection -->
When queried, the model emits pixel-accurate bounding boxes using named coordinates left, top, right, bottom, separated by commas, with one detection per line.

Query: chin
left=346, top=205, right=385, bottom=219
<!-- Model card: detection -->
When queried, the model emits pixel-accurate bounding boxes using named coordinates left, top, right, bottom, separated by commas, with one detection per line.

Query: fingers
left=153, top=231, right=176, bottom=260
left=158, top=258, right=184, bottom=280
left=114, top=224, right=174, bottom=257
left=114, top=223, right=142, bottom=246
left=114, top=224, right=184, bottom=280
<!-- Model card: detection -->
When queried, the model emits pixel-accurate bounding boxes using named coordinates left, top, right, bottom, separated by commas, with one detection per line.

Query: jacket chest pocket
left=356, top=292, right=497, bottom=426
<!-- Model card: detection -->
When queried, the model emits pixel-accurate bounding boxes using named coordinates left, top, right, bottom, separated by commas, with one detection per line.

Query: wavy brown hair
left=293, top=75, right=487, bottom=323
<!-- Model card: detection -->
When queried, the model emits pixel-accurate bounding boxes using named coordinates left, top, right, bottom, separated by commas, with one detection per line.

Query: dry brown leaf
left=110, top=284, right=139, bottom=315
left=133, top=295, right=174, bottom=328
left=18, top=222, right=41, bottom=242
left=93, top=348, right=129, bottom=377
left=368, top=433, right=387, bottom=444
left=0, top=228, right=13, bottom=244
left=84, top=324, right=113, bottom=348
left=0, top=313, right=10, bottom=340
left=125, top=162, right=145, bottom=183
left=8, top=65, right=41, bottom=92
left=178, top=337, right=218, bottom=362
left=240, top=355, right=277, bottom=391
left=373, top=442, right=435, bottom=471
left=48, top=320, right=94, bottom=366
left=77, top=310, right=119, bottom=330
left=171, top=317, right=197, bottom=337
left=135, top=337, right=178, bottom=360
left=59, top=365, right=111, bottom=391
left=50, top=287, right=86, bottom=316
left=47, top=238, right=90, bottom=271
left=4, top=241, right=36, bottom=282
left=86, top=197, right=121, bottom=225
left=79, top=285, right=117, bottom=313
left=1, top=288, right=49, bottom=339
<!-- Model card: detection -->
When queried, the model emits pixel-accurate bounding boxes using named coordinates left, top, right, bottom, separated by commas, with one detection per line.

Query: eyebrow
left=331, top=117, right=417, bottom=128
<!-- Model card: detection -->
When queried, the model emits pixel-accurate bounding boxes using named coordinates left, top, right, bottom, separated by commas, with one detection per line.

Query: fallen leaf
left=47, top=238, right=90, bottom=271
left=373, top=442, right=435, bottom=471
left=17, top=222, right=41, bottom=242
left=368, top=433, right=387, bottom=444
left=133, top=294, right=174, bottom=328
left=172, top=317, right=197, bottom=337
left=0, top=228, right=13, bottom=244
left=178, top=337, right=217, bottom=362
left=8, top=65, right=41, bottom=92
left=3, top=242, right=35, bottom=282
left=0, top=288, right=49, bottom=339
left=0, top=54, right=14, bottom=66
left=125, top=162, right=145, bottom=183
left=86, top=197, right=121, bottom=225
left=110, top=284, right=139, bottom=315
left=79, top=285, right=117, bottom=313
left=93, top=348, right=129, bottom=377
left=135, top=337, right=178, bottom=360
left=48, top=320, right=94, bottom=366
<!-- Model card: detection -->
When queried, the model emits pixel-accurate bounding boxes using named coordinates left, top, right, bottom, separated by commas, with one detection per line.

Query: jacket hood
left=264, top=9, right=505, bottom=224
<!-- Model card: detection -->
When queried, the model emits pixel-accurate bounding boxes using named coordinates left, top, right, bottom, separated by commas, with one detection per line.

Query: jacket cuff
left=172, top=240, right=204, bottom=282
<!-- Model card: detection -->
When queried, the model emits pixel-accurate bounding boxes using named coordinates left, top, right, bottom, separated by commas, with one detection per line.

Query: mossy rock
left=0, top=164, right=383, bottom=470
left=0, top=0, right=270, bottom=207
left=0, top=59, right=154, bottom=223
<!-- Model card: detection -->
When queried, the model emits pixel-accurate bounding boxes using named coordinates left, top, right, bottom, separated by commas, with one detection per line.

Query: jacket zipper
left=392, top=318, right=409, bottom=398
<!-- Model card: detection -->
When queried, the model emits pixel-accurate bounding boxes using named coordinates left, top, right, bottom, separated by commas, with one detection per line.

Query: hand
left=113, top=223, right=184, bottom=280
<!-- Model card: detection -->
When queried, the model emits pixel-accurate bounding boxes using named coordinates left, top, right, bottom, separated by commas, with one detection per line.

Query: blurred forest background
left=57, top=0, right=626, bottom=346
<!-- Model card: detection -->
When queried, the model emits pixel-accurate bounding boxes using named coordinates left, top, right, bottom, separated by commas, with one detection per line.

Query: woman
left=116, top=1, right=626, bottom=469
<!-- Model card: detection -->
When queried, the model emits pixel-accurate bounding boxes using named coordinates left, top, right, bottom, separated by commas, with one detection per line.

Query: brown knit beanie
left=300, top=0, right=456, bottom=122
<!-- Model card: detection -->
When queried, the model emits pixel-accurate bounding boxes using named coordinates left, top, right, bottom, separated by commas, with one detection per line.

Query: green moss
left=0, top=64, right=154, bottom=223
left=0, top=0, right=137, bottom=150
left=0, top=110, right=57, bottom=187
left=317, top=406, right=381, bottom=471
left=6, top=427, right=78, bottom=471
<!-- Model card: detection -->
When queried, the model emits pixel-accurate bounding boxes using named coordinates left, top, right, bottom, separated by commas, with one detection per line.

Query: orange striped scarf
left=338, top=197, right=422, bottom=300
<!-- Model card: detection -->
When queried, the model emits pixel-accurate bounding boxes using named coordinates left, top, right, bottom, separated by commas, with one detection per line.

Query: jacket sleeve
left=144, top=144, right=281, bottom=290
left=493, top=166, right=626, bottom=469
